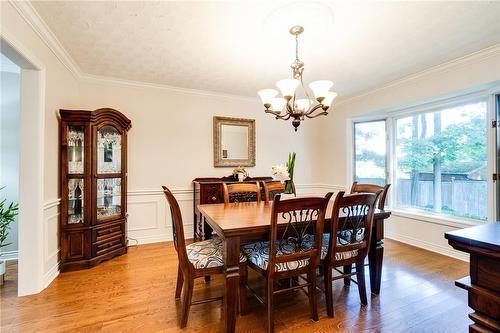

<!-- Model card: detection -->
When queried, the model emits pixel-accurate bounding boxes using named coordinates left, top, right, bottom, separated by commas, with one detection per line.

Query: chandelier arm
left=305, top=111, right=328, bottom=119
left=265, top=110, right=291, bottom=120
left=265, top=110, right=284, bottom=117
left=304, top=103, right=324, bottom=115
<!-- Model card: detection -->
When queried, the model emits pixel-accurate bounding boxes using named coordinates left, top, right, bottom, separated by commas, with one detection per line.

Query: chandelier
left=258, top=25, right=337, bottom=131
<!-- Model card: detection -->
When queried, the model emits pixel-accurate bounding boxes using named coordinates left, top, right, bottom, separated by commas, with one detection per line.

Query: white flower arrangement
left=271, top=164, right=290, bottom=183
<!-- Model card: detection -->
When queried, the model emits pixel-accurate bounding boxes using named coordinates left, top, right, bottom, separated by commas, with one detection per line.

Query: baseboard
left=385, top=231, right=469, bottom=262
left=0, top=250, right=19, bottom=261
left=43, top=262, right=60, bottom=289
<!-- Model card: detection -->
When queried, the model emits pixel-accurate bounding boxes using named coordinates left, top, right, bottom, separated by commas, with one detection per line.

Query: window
left=354, top=120, right=387, bottom=186
left=352, top=97, right=493, bottom=222
left=394, top=101, right=488, bottom=220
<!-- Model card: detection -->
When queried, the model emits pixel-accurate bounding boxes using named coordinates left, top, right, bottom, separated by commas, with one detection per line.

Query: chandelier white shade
left=257, top=89, right=278, bottom=107
left=258, top=25, right=338, bottom=131
left=276, top=78, right=300, bottom=98
left=309, top=80, right=334, bottom=99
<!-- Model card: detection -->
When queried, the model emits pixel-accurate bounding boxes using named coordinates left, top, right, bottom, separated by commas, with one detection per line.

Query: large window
left=395, top=101, right=488, bottom=220
left=353, top=98, right=491, bottom=222
left=354, top=120, right=387, bottom=186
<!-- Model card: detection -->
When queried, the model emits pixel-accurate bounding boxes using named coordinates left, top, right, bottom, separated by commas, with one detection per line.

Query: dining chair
left=320, top=191, right=379, bottom=318
left=350, top=181, right=391, bottom=210
left=223, top=182, right=261, bottom=204
left=162, top=186, right=248, bottom=328
left=262, top=181, right=296, bottom=203
left=346, top=182, right=390, bottom=284
left=241, top=193, right=333, bottom=333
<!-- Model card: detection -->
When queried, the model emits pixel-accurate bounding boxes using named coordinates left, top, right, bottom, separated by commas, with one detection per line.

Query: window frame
left=352, top=119, right=389, bottom=186
left=349, top=86, right=500, bottom=226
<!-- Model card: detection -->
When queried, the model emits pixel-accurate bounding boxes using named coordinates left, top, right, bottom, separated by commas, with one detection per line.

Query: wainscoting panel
left=127, top=189, right=194, bottom=245
left=43, top=199, right=60, bottom=288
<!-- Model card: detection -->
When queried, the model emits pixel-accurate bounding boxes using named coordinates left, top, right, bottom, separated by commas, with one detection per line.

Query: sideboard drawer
left=200, top=184, right=223, bottom=204
left=93, top=234, right=124, bottom=257
left=93, top=222, right=124, bottom=243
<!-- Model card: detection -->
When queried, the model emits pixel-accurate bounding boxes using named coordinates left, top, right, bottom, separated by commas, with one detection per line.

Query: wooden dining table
left=197, top=200, right=391, bottom=333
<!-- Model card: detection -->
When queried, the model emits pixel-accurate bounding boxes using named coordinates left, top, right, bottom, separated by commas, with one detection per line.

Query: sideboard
left=192, top=176, right=273, bottom=240
left=445, top=223, right=500, bottom=333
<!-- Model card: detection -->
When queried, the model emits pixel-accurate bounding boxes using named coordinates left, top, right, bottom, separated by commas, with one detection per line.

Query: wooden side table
left=445, top=223, right=500, bottom=333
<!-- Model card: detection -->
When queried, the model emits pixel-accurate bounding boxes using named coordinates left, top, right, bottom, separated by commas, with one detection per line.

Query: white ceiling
left=31, top=1, right=500, bottom=99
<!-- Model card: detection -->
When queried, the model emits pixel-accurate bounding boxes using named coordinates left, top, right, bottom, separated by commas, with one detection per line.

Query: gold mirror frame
left=213, top=116, right=255, bottom=167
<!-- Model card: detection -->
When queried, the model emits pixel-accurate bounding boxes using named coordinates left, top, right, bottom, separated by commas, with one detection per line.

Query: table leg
left=368, top=217, right=384, bottom=294
left=222, top=236, right=240, bottom=333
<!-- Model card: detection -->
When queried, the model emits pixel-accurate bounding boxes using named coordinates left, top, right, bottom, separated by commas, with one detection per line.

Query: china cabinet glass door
left=67, top=125, right=85, bottom=224
left=96, top=125, right=123, bottom=221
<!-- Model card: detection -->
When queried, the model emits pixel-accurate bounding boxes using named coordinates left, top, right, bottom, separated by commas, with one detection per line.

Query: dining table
left=197, top=199, right=392, bottom=333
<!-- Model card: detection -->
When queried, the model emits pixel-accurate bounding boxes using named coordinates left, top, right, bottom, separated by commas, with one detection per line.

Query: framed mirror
left=213, top=116, right=255, bottom=167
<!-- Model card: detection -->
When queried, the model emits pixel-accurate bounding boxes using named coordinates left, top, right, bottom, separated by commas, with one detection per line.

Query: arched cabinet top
left=59, top=108, right=132, bottom=131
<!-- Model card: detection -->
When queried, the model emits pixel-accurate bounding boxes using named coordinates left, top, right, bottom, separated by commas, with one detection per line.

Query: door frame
left=1, top=30, right=46, bottom=296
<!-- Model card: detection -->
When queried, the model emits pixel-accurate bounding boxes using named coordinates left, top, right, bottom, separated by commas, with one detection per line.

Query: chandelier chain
left=295, top=34, right=299, bottom=61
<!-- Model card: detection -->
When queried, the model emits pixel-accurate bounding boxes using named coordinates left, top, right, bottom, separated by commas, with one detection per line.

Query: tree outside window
left=395, top=101, right=488, bottom=221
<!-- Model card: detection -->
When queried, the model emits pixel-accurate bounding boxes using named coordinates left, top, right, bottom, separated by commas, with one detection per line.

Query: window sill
left=389, top=208, right=486, bottom=229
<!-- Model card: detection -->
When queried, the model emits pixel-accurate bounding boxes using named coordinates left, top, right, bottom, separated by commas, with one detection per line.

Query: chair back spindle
left=268, top=193, right=333, bottom=276
left=326, top=191, right=379, bottom=265
left=223, top=182, right=261, bottom=204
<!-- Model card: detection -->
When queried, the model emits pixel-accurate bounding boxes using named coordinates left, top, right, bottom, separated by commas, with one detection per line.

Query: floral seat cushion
left=186, top=238, right=246, bottom=269
left=241, top=240, right=310, bottom=272
left=302, top=233, right=359, bottom=261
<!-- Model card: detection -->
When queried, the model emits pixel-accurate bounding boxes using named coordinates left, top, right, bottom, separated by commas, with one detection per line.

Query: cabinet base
left=59, top=246, right=127, bottom=272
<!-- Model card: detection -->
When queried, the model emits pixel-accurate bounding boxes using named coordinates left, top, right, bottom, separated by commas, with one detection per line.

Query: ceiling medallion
left=258, top=25, right=337, bottom=131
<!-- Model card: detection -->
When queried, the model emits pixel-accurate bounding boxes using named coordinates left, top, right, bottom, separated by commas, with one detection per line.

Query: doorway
left=1, top=35, right=45, bottom=296
left=0, top=52, right=21, bottom=287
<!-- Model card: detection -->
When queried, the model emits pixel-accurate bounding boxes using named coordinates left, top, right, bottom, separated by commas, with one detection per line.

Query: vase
left=238, top=173, right=244, bottom=182
left=279, top=193, right=296, bottom=200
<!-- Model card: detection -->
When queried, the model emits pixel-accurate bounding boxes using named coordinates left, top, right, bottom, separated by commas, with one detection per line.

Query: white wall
left=78, top=78, right=318, bottom=244
left=0, top=60, right=21, bottom=258
left=315, top=47, right=500, bottom=260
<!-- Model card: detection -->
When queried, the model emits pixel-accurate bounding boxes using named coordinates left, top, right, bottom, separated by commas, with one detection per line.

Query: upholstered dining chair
left=350, top=181, right=391, bottom=210
left=162, top=186, right=248, bottom=328
left=262, top=181, right=296, bottom=203
left=241, top=193, right=333, bottom=333
left=320, top=191, right=379, bottom=318
left=223, top=182, right=261, bottom=204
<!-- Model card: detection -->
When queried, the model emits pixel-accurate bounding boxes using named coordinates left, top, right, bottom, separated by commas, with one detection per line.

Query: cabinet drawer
left=93, top=234, right=124, bottom=257
left=200, top=184, right=223, bottom=204
left=93, top=222, right=124, bottom=243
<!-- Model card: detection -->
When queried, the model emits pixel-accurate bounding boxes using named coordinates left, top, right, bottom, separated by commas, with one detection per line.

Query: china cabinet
left=59, top=108, right=131, bottom=271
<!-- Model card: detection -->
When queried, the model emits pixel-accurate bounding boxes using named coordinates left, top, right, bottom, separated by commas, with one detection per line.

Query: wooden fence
left=357, top=177, right=487, bottom=220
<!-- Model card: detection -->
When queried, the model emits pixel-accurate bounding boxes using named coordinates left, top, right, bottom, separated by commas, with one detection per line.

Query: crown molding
left=9, top=0, right=500, bottom=106
left=9, top=0, right=83, bottom=78
left=79, top=73, right=260, bottom=103
left=334, top=43, right=500, bottom=108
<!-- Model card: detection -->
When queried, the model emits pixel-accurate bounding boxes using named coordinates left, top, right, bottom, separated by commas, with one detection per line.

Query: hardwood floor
left=0, top=240, right=470, bottom=333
